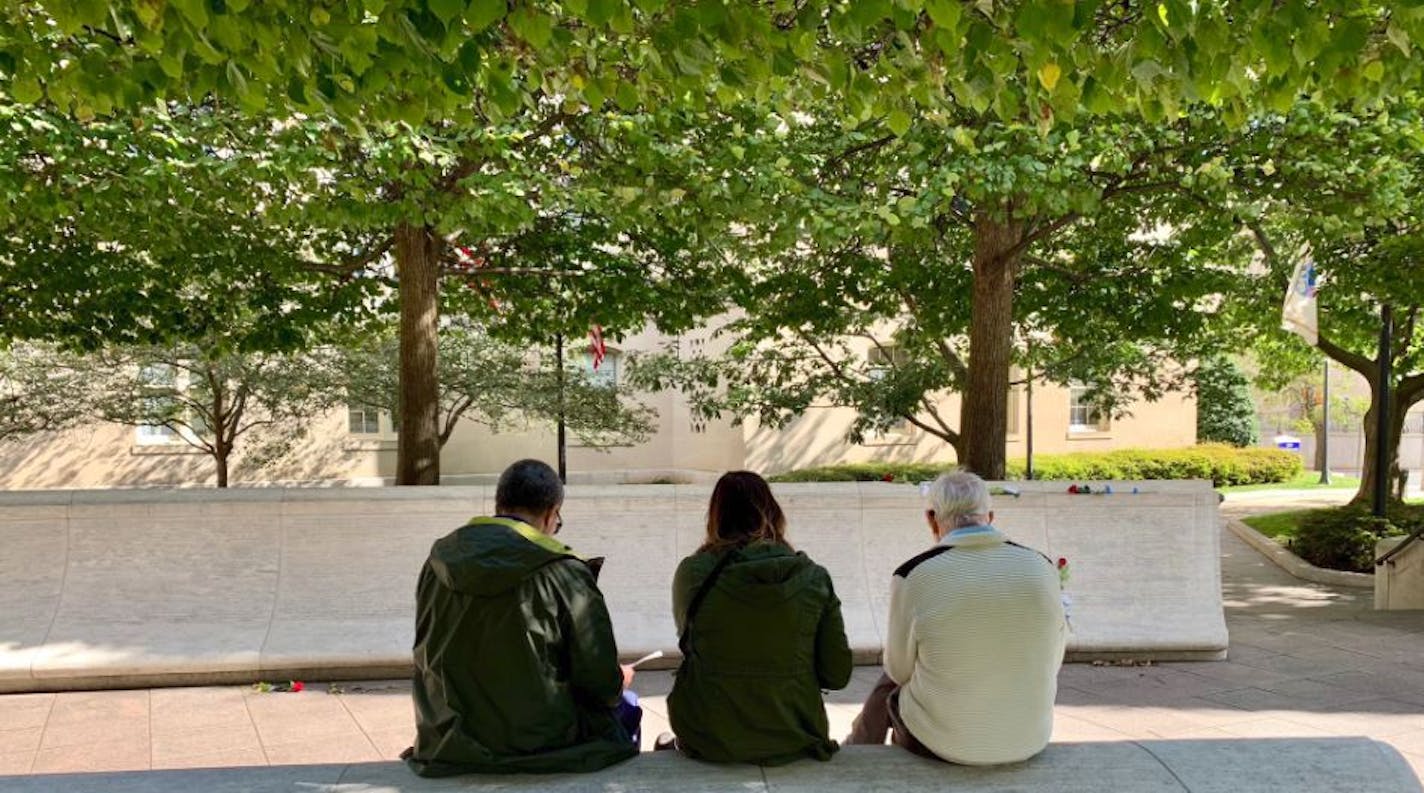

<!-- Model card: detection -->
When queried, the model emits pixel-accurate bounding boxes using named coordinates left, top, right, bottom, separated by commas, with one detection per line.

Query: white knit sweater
left=885, top=525, right=1067, bottom=765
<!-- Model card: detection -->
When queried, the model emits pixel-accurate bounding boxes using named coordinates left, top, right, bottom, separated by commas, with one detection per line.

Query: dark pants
left=846, top=672, right=940, bottom=760
left=617, top=690, right=643, bottom=746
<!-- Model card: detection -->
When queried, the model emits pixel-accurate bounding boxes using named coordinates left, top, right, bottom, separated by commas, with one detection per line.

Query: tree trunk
left=395, top=222, right=442, bottom=486
left=1313, top=418, right=1327, bottom=472
left=958, top=213, right=1023, bottom=479
left=1355, top=391, right=1408, bottom=507
left=214, top=443, right=230, bottom=488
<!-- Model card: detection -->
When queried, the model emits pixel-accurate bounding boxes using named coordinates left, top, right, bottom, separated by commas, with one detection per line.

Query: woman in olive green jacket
left=665, top=471, right=854, bottom=765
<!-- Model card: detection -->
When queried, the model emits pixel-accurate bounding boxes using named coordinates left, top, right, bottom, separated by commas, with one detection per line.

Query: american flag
left=589, top=325, right=606, bottom=370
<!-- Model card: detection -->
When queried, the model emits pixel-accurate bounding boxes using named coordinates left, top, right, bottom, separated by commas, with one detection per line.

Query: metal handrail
left=1376, top=525, right=1424, bottom=567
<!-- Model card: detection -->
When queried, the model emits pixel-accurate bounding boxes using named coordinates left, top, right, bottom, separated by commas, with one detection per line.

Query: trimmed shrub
left=769, top=462, right=949, bottom=483
left=1291, top=504, right=1424, bottom=573
left=769, top=445, right=1301, bottom=487
left=1194, top=356, right=1260, bottom=447
left=1005, top=444, right=1301, bottom=487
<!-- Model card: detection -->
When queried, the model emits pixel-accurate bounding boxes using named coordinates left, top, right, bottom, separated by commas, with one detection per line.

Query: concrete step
left=0, top=741, right=1416, bottom=793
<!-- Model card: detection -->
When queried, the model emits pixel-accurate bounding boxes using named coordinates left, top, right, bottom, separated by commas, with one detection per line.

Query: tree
left=630, top=108, right=1243, bottom=473
left=0, top=342, right=338, bottom=487
left=330, top=323, right=656, bottom=451
left=1195, top=355, right=1258, bottom=447
left=11, top=1, right=1424, bottom=485
left=0, top=342, right=93, bottom=442
left=1233, top=102, right=1424, bottom=504
left=9, top=2, right=1423, bottom=127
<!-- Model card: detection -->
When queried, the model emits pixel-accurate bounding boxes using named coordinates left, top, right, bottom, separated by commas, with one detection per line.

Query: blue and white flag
left=1281, top=254, right=1319, bottom=346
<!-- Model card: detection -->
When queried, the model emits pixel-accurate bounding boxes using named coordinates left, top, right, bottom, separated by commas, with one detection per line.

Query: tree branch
left=303, top=237, right=394, bottom=277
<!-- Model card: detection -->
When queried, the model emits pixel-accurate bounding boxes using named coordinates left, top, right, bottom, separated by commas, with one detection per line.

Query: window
left=135, top=364, right=181, bottom=445
left=348, top=404, right=382, bottom=435
left=1006, top=386, right=1021, bottom=436
left=867, top=344, right=909, bottom=381
left=865, top=345, right=913, bottom=440
left=582, top=350, right=619, bottom=388
left=1068, top=385, right=1111, bottom=433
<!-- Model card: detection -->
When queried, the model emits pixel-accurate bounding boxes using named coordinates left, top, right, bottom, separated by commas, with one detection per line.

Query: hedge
left=768, top=444, right=1302, bottom=487
left=1290, top=503, right=1424, bottom=573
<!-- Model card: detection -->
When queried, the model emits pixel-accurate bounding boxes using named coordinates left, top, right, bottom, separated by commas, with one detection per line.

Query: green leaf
left=925, top=0, right=961, bottom=30
left=886, top=109, right=912, bottom=136
left=1387, top=22, right=1412, bottom=57
left=12, top=76, right=43, bottom=104
left=431, top=0, right=465, bottom=24
left=509, top=9, right=553, bottom=48
left=1363, top=60, right=1385, bottom=82
left=467, top=0, right=506, bottom=33
left=171, top=0, right=210, bottom=29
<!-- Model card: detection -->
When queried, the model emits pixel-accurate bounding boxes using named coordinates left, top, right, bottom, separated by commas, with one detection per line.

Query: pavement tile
left=150, top=745, right=269, bottom=770
left=333, top=692, right=414, bottom=735
left=0, top=695, right=53, bottom=733
left=261, top=732, right=380, bottom=766
left=0, top=728, right=43, bottom=756
left=1218, top=717, right=1338, bottom=738
left=361, top=727, right=414, bottom=760
left=0, top=750, right=34, bottom=775
left=38, top=713, right=148, bottom=751
left=1050, top=714, right=1131, bottom=742
left=1161, top=660, right=1294, bottom=689
left=1281, top=699, right=1424, bottom=739
left=150, top=722, right=261, bottom=761
left=1383, top=728, right=1424, bottom=756
left=43, top=690, right=148, bottom=727
left=244, top=692, right=364, bottom=746
left=30, top=738, right=149, bottom=774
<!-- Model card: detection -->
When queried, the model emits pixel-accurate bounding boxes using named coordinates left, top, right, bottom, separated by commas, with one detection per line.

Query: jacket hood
left=716, top=542, right=822, bottom=603
left=427, top=517, right=579, bottom=596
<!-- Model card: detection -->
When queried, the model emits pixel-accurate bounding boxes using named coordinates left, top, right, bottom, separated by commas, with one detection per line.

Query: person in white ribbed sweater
left=846, top=471, right=1067, bottom=765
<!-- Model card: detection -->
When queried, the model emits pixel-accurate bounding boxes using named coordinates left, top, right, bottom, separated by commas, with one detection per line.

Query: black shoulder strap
left=678, top=549, right=739, bottom=656
left=894, top=543, right=956, bottom=578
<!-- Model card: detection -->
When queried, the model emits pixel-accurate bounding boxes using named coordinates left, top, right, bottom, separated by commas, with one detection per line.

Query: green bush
left=770, top=445, right=1302, bottom=487
left=1005, top=444, right=1301, bottom=487
left=1194, top=356, right=1260, bottom=447
left=769, top=461, right=949, bottom=483
left=1291, top=504, right=1424, bottom=573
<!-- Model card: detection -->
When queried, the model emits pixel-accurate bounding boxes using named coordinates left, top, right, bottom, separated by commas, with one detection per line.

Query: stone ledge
left=0, top=740, right=1415, bottom=793
left=1225, top=517, right=1373, bottom=589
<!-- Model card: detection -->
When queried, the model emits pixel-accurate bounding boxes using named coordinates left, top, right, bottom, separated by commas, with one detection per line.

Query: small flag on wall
left=589, top=325, right=606, bottom=370
left=1281, top=253, right=1319, bottom=346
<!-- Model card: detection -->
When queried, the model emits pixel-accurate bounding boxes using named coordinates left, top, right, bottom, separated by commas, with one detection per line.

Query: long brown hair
left=701, top=471, right=790, bottom=553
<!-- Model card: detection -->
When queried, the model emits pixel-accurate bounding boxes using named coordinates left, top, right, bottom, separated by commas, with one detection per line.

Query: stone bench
left=0, top=481, right=1226, bottom=693
left=0, top=741, right=1416, bottom=792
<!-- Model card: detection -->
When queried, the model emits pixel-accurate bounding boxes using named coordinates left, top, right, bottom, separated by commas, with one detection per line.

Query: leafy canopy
left=7, top=1, right=1424, bottom=127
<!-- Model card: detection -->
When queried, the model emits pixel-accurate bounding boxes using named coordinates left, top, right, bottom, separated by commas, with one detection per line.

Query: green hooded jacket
left=405, top=517, right=636, bottom=777
left=668, top=541, right=854, bottom=766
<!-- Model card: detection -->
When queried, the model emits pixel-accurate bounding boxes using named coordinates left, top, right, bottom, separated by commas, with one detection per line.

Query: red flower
left=1057, top=557, right=1068, bottom=569
left=881, top=473, right=895, bottom=482
left=290, top=681, right=304, bottom=692
left=1067, top=484, right=1079, bottom=494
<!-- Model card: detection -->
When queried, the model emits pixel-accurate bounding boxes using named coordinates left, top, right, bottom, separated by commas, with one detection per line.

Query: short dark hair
left=495, top=459, right=563, bottom=515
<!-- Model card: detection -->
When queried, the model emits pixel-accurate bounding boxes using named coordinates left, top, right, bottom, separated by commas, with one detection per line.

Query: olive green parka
left=668, top=541, right=853, bottom=765
left=405, top=517, right=636, bottom=777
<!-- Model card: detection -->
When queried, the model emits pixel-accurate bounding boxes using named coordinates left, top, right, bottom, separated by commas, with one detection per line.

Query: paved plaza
left=1, top=517, right=1423, bottom=782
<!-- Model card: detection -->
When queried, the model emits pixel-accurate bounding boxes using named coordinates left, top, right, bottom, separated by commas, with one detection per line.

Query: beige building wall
left=745, top=384, right=1197, bottom=474
left=0, top=325, right=1195, bottom=489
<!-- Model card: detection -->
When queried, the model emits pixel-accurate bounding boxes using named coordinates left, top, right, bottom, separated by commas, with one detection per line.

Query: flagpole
left=556, top=332, right=567, bottom=484
left=1319, top=360, right=1331, bottom=485
left=1374, top=305, right=1393, bottom=518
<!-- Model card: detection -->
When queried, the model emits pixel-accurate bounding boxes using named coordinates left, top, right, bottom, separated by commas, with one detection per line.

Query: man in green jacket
left=404, top=459, right=639, bottom=777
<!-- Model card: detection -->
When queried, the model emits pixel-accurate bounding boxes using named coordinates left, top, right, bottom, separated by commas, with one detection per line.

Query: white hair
left=924, top=470, right=992, bottom=530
